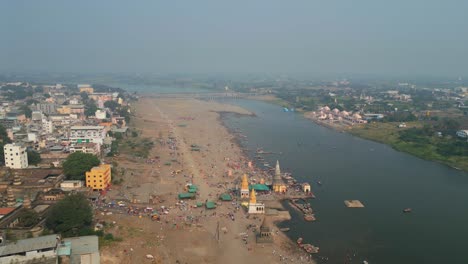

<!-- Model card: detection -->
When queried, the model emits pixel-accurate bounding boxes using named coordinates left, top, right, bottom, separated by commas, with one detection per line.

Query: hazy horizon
left=2, top=1, right=468, bottom=76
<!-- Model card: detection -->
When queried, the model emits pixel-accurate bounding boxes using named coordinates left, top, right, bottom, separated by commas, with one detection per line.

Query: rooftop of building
left=0, top=207, right=16, bottom=216
left=62, top=235, right=99, bottom=256
left=0, top=234, right=59, bottom=257
left=89, top=164, right=110, bottom=172
left=70, top=126, right=104, bottom=130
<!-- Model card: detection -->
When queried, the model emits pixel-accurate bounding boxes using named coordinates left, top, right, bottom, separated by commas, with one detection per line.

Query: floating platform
left=344, top=200, right=364, bottom=208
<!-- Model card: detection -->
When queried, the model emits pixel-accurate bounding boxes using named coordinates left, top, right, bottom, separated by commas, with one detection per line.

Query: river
left=220, top=99, right=468, bottom=264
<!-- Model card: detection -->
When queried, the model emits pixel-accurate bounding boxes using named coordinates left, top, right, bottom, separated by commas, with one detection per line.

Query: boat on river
left=403, top=208, right=412, bottom=213
left=302, top=244, right=319, bottom=254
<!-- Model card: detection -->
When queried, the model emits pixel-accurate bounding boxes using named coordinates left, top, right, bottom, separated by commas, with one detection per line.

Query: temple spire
left=250, top=189, right=256, bottom=204
left=275, top=160, right=281, bottom=178
left=241, top=174, right=249, bottom=190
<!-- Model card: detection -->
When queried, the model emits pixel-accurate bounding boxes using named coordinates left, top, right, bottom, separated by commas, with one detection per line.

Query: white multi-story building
left=4, top=143, right=28, bottom=169
left=69, top=126, right=106, bottom=145
left=69, top=142, right=100, bottom=155
left=41, top=118, right=54, bottom=134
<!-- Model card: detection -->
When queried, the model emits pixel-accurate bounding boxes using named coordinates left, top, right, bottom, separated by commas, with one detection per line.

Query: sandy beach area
left=99, top=97, right=315, bottom=264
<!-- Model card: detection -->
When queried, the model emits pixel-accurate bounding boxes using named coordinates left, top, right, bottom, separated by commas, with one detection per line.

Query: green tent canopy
left=249, top=184, right=270, bottom=192
left=178, top=193, right=195, bottom=199
left=205, top=201, right=217, bottom=209
left=188, top=185, right=198, bottom=193
left=220, top=193, right=232, bottom=201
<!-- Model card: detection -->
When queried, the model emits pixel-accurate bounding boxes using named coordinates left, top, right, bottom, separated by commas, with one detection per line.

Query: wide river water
left=112, top=82, right=467, bottom=263
left=219, top=99, right=468, bottom=264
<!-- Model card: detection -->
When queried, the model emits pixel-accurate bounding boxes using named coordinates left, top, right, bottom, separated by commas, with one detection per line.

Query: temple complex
left=272, top=160, right=287, bottom=193
left=248, top=189, right=264, bottom=214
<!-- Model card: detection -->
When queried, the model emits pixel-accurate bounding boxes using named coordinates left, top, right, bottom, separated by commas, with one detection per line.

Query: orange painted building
left=85, top=164, right=111, bottom=191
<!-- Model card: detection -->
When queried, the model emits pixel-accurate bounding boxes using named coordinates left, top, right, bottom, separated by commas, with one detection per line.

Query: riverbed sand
left=99, top=97, right=314, bottom=264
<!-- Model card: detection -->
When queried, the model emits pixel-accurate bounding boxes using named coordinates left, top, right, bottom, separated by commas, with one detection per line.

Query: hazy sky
left=1, top=0, right=468, bottom=76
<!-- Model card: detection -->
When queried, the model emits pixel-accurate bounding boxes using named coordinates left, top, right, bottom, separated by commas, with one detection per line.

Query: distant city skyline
left=1, top=0, right=468, bottom=76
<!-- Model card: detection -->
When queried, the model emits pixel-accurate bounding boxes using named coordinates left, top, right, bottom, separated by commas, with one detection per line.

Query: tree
left=80, top=92, right=89, bottom=101
left=27, top=150, right=42, bottom=165
left=0, top=124, right=12, bottom=164
left=46, top=193, right=93, bottom=237
left=62, top=152, right=100, bottom=180
left=19, top=105, right=32, bottom=118
left=26, top=99, right=39, bottom=105
left=18, top=209, right=40, bottom=227
left=85, top=99, right=97, bottom=117
left=104, top=100, right=120, bottom=111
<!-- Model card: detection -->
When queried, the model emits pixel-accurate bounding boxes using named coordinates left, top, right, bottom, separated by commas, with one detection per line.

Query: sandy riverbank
left=100, top=97, right=315, bottom=264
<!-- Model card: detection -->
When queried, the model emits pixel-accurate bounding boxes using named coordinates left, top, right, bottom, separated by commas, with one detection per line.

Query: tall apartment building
left=85, top=164, right=111, bottom=191
left=69, top=126, right=106, bottom=145
left=41, top=118, right=54, bottom=134
left=4, top=143, right=28, bottom=169
left=35, top=103, right=57, bottom=115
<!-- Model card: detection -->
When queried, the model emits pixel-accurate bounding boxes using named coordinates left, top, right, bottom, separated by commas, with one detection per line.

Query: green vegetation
left=0, top=124, right=12, bottom=164
left=1, top=85, right=33, bottom=101
left=17, top=209, right=40, bottom=227
left=118, top=137, right=154, bottom=158
left=19, top=105, right=33, bottom=118
left=27, top=150, right=42, bottom=165
left=46, top=193, right=93, bottom=237
left=84, top=99, right=98, bottom=117
left=104, top=100, right=120, bottom=111
left=350, top=119, right=468, bottom=171
left=62, top=152, right=100, bottom=180
left=107, top=140, right=119, bottom=157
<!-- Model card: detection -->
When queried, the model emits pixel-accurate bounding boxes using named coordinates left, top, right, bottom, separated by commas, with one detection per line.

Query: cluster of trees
left=398, top=118, right=467, bottom=156
left=0, top=124, right=12, bottom=163
left=19, top=105, right=32, bottom=118
left=1, top=85, right=33, bottom=101
left=436, top=140, right=468, bottom=156
left=383, top=112, right=417, bottom=122
left=46, top=193, right=93, bottom=237
left=399, top=127, right=432, bottom=145
left=27, top=149, right=42, bottom=165
left=62, top=152, right=100, bottom=180
left=17, top=209, right=40, bottom=227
